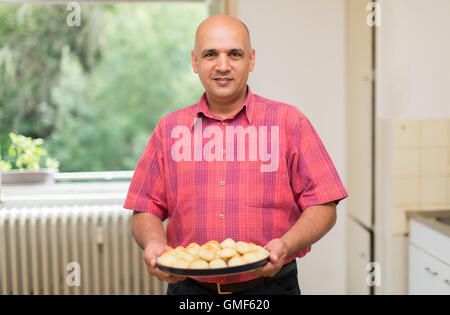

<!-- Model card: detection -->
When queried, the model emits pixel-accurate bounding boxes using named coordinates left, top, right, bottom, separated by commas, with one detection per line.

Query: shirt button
left=220, top=180, right=225, bottom=186
left=222, top=149, right=226, bottom=154
left=221, top=121, right=227, bottom=126
left=219, top=214, right=225, bottom=220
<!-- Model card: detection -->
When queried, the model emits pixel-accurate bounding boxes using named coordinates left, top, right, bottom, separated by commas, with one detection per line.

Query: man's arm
left=131, top=211, right=166, bottom=249
left=131, top=211, right=185, bottom=283
left=250, top=202, right=337, bottom=277
left=281, top=201, right=337, bottom=257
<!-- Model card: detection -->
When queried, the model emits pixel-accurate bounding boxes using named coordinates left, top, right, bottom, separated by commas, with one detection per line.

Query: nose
left=215, top=53, right=231, bottom=72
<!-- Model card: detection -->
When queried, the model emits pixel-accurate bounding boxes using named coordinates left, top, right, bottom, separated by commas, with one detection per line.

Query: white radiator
left=0, top=205, right=167, bottom=295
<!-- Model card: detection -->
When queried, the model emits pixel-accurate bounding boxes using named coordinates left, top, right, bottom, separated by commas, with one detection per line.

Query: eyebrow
left=201, top=48, right=245, bottom=57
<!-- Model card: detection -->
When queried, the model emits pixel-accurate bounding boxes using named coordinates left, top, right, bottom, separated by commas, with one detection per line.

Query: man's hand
left=143, top=240, right=186, bottom=284
left=248, top=238, right=288, bottom=278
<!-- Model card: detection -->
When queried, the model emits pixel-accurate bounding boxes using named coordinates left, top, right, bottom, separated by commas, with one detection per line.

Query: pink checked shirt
left=124, top=86, right=348, bottom=284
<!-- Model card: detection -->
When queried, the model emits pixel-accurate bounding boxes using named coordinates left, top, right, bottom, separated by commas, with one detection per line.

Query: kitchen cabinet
left=408, top=218, right=450, bottom=294
left=409, top=245, right=450, bottom=294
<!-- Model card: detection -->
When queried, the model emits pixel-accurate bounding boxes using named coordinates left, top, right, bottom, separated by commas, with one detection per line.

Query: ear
left=248, top=48, right=255, bottom=72
left=191, top=50, right=199, bottom=74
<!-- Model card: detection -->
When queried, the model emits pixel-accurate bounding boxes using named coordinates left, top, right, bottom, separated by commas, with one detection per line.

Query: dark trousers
left=166, top=265, right=301, bottom=295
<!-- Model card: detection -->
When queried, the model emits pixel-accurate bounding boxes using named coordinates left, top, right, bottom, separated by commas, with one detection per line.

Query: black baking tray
left=157, top=256, right=270, bottom=277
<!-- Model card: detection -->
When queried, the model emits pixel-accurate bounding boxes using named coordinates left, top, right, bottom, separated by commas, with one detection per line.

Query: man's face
left=191, top=19, right=255, bottom=103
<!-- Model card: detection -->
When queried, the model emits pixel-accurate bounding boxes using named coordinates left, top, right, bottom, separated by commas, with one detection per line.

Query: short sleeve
left=289, top=114, right=348, bottom=211
left=123, top=123, right=169, bottom=221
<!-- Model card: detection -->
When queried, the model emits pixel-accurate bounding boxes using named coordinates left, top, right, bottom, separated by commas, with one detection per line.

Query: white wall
left=235, top=0, right=347, bottom=294
left=377, top=0, right=450, bottom=120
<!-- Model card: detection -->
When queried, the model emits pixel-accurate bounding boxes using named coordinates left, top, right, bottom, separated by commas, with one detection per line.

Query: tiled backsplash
left=392, top=119, right=450, bottom=234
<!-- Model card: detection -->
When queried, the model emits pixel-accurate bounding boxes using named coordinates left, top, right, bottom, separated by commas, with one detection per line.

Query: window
left=0, top=1, right=222, bottom=173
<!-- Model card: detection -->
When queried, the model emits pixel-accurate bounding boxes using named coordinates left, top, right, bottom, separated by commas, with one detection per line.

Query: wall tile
left=420, top=148, right=448, bottom=176
left=393, top=177, right=420, bottom=207
left=393, top=120, right=420, bottom=148
left=393, top=148, right=420, bottom=176
left=392, top=119, right=450, bottom=236
left=420, top=176, right=447, bottom=208
left=420, top=120, right=447, bottom=147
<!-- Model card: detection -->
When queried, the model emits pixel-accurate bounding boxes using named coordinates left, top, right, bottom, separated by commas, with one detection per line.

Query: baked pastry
left=157, top=253, right=177, bottom=267
left=177, top=250, right=195, bottom=262
left=254, top=248, right=269, bottom=260
left=248, top=242, right=258, bottom=251
left=235, top=241, right=252, bottom=254
left=173, top=246, right=186, bottom=256
left=220, top=238, right=236, bottom=249
left=209, top=258, right=228, bottom=269
left=205, top=240, right=221, bottom=252
left=186, top=243, right=200, bottom=256
left=187, top=242, right=200, bottom=249
left=189, top=259, right=209, bottom=269
left=157, top=240, right=268, bottom=270
left=198, top=245, right=216, bottom=262
left=218, top=247, right=237, bottom=260
left=174, top=258, right=190, bottom=269
left=227, top=256, right=247, bottom=267
left=242, top=252, right=260, bottom=263
left=254, top=245, right=265, bottom=252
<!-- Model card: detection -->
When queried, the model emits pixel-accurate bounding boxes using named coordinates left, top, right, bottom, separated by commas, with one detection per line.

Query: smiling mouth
left=212, top=77, right=233, bottom=81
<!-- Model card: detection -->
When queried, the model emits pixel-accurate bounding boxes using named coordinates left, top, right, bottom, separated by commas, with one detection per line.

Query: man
left=124, top=14, right=348, bottom=295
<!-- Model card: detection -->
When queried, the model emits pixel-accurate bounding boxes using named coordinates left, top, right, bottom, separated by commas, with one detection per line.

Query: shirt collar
left=192, top=85, right=254, bottom=129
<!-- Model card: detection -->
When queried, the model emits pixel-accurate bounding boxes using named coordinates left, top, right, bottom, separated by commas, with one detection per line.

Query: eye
left=204, top=52, right=217, bottom=58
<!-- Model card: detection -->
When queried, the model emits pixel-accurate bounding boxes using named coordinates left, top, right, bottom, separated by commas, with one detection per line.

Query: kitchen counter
left=407, top=210, right=450, bottom=294
left=407, top=210, right=450, bottom=238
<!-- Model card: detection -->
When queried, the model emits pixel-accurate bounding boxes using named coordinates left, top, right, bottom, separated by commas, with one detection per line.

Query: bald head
left=194, top=14, right=252, bottom=53
left=191, top=14, right=255, bottom=105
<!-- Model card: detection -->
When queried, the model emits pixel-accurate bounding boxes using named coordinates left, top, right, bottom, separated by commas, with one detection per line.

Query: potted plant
left=0, top=133, right=60, bottom=184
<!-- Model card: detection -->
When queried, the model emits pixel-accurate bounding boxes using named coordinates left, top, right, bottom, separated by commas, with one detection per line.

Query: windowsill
left=0, top=171, right=133, bottom=208
left=54, top=170, right=133, bottom=182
